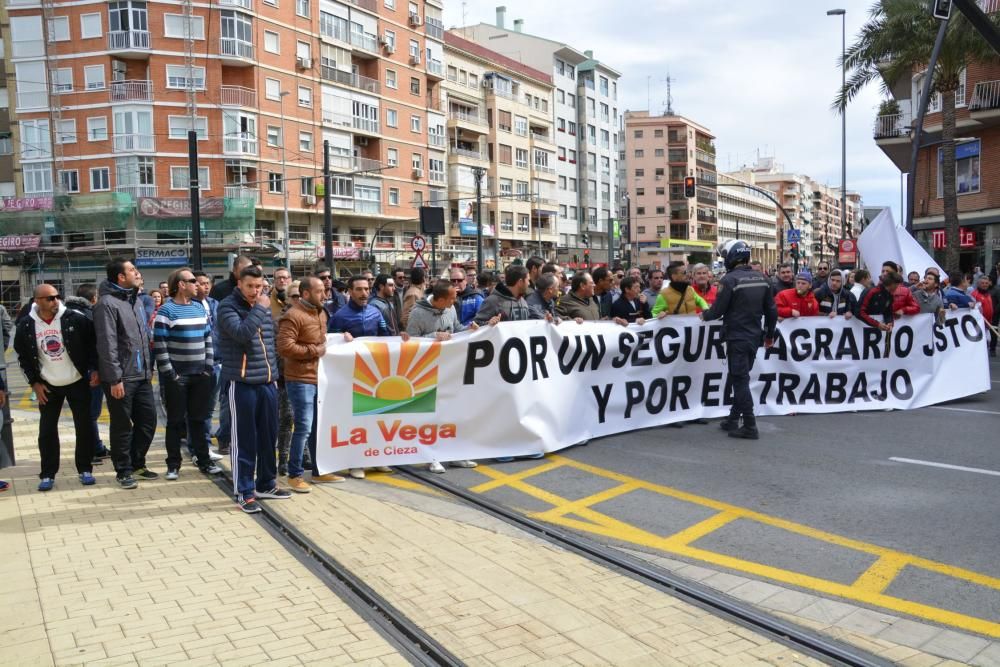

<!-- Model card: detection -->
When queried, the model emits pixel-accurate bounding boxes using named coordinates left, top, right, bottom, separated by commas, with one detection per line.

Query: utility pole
left=188, top=131, right=203, bottom=270
left=473, top=166, right=485, bottom=271
left=278, top=91, right=291, bottom=269
left=323, top=141, right=335, bottom=275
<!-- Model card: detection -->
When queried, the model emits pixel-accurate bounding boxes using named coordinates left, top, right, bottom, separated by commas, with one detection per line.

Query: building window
left=90, top=167, right=110, bottom=191
left=655, top=148, right=664, bottom=157
left=386, top=109, right=398, bottom=127
left=636, top=207, right=646, bottom=215
left=265, top=78, right=280, bottom=101
left=59, top=170, right=80, bottom=193
left=410, top=115, right=421, bottom=133
left=21, top=120, right=51, bottom=159
left=386, top=69, right=397, bottom=89
left=56, top=119, right=77, bottom=144
left=634, top=149, right=644, bottom=158
left=299, top=131, right=312, bottom=151
left=410, top=77, right=420, bottom=95
left=515, top=148, right=528, bottom=169
left=266, top=126, right=281, bottom=146
left=654, top=129, right=663, bottom=138
left=168, top=116, right=208, bottom=140
left=635, top=188, right=645, bottom=196
left=166, top=65, right=206, bottom=90
left=264, top=30, right=280, bottom=53
left=656, top=206, right=666, bottom=215
left=300, top=177, right=314, bottom=195
left=84, top=65, right=105, bottom=90
left=635, top=169, right=644, bottom=177
left=52, top=68, right=72, bottom=93
left=937, top=139, right=981, bottom=197
left=170, top=166, right=209, bottom=190
left=634, top=130, right=643, bottom=138
left=87, top=117, right=108, bottom=141
left=48, top=16, right=70, bottom=41
left=81, top=13, right=103, bottom=38
left=498, top=144, right=512, bottom=165
left=268, top=172, right=283, bottom=193
left=296, top=0, right=310, bottom=18
left=387, top=148, right=398, bottom=167
left=298, top=85, right=312, bottom=107
left=389, top=188, right=399, bottom=206
left=411, top=153, right=422, bottom=170
left=164, top=14, right=204, bottom=39
left=23, top=163, right=53, bottom=194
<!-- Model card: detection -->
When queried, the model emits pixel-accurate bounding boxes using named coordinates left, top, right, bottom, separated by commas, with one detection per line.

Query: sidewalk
left=0, top=405, right=946, bottom=666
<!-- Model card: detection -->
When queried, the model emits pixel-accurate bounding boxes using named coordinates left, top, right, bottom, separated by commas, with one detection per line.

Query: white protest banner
left=316, top=312, right=990, bottom=473
left=857, top=208, right=944, bottom=277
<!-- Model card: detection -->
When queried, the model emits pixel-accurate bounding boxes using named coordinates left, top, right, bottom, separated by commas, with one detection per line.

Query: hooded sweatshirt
left=814, top=276, right=856, bottom=316
left=405, top=298, right=465, bottom=338
left=29, top=303, right=83, bottom=387
left=473, top=283, right=533, bottom=325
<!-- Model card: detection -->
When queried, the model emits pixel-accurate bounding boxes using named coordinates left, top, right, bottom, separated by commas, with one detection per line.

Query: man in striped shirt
left=154, top=267, right=221, bottom=479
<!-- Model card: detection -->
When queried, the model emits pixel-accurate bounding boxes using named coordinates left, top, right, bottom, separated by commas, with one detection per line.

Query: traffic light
left=581, top=233, right=590, bottom=247
left=684, top=176, right=696, bottom=198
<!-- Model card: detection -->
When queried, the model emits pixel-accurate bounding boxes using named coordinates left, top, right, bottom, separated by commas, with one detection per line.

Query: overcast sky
left=443, top=0, right=903, bottom=219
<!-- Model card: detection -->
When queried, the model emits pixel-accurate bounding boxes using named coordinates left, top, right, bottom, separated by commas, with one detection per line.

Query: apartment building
left=749, top=158, right=816, bottom=268
left=452, top=7, right=621, bottom=268
left=872, top=35, right=1000, bottom=270
left=808, top=183, right=863, bottom=267
left=442, top=31, right=556, bottom=269
left=0, top=0, right=445, bottom=303
left=623, top=111, right=718, bottom=267
left=717, top=170, right=779, bottom=270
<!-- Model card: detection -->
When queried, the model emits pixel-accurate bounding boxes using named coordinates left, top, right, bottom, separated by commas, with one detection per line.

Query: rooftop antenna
left=462, top=1, right=467, bottom=25
left=646, top=75, right=651, bottom=111
left=664, top=73, right=674, bottom=115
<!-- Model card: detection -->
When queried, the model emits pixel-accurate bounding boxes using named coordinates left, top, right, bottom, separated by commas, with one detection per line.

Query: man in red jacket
left=692, top=263, right=718, bottom=305
left=775, top=272, right=819, bottom=320
left=971, top=275, right=996, bottom=356
left=859, top=271, right=918, bottom=331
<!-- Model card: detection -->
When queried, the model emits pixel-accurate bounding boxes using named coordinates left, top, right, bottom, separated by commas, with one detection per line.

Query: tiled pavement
left=0, top=405, right=974, bottom=666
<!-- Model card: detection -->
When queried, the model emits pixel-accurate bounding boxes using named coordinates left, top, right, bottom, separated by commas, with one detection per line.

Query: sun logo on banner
left=352, top=340, right=440, bottom=416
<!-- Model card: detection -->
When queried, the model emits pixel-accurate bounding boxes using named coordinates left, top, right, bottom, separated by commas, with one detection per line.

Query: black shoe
left=719, top=418, right=739, bottom=432
left=691, top=418, right=709, bottom=425
left=217, top=444, right=231, bottom=455
left=278, top=464, right=288, bottom=477
left=134, top=468, right=159, bottom=480
left=666, top=423, right=684, bottom=428
left=117, top=475, right=138, bottom=489
left=728, top=426, right=760, bottom=440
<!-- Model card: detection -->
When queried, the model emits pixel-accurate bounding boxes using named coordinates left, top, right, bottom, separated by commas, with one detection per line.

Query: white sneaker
left=208, top=450, right=224, bottom=461
left=450, top=460, right=478, bottom=469
left=428, top=462, right=446, bottom=473
left=165, top=469, right=179, bottom=481
left=349, top=468, right=365, bottom=479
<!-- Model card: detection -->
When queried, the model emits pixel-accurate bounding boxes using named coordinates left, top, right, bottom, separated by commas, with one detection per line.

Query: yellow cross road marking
left=470, top=455, right=1000, bottom=638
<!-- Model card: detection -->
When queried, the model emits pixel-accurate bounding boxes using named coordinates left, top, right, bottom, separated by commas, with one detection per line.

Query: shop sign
left=0, top=196, right=52, bottom=211
left=838, top=239, right=857, bottom=265
left=317, top=246, right=361, bottom=260
left=137, top=197, right=226, bottom=220
left=0, top=234, right=41, bottom=251
left=931, top=228, right=977, bottom=250
left=136, top=248, right=189, bottom=267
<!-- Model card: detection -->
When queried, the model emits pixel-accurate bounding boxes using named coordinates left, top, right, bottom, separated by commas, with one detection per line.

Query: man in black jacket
left=65, top=283, right=110, bottom=464
left=14, top=284, right=99, bottom=490
left=770, top=263, right=795, bottom=296
left=209, top=254, right=253, bottom=302
left=701, top=241, right=777, bottom=440
left=610, top=276, right=650, bottom=323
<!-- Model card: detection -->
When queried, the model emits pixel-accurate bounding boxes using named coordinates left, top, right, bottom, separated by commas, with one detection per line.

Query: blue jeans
left=231, top=381, right=277, bottom=499
left=286, top=381, right=317, bottom=479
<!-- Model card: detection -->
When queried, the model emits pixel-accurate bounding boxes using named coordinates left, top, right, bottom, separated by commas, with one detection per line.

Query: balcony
left=530, top=132, right=553, bottom=147
left=696, top=187, right=717, bottom=205
left=970, top=80, right=1000, bottom=115
left=448, top=110, right=488, bottom=132
left=112, top=134, right=154, bottom=153
left=219, top=0, right=252, bottom=7
left=108, top=29, right=150, bottom=56
left=426, top=59, right=445, bottom=80
left=220, top=38, right=254, bottom=65
left=425, top=17, right=444, bottom=40
left=350, top=31, right=379, bottom=56
left=115, top=184, right=157, bottom=199
left=352, top=116, right=380, bottom=135
left=224, top=186, right=260, bottom=203
left=220, top=85, right=257, bottom=108
left=873, top=112, right=912, bottom=138
left=449, top=146, right=487, bottom=162
left=697, top=210, right=717, bottom=224
left=355, top=199, right=381, bottom=215
left=321, top=66, right=381, bottom=94
left=223, top=133, right=259, bottom=156
left=110, top=80, right=152, bottom=103
left=352, top=156, right=383, bottom=172
left=695, top=149, right=715, bottom=167
left=427, top=93, right=443, bottom=111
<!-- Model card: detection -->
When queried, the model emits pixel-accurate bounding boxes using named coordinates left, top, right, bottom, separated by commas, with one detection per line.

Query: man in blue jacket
left=329, top=276, right=394, bottom=337
left=218, top=265, right=291, bottom=513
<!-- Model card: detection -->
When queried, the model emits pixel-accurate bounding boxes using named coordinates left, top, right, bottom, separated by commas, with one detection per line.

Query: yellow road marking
left=469, top=461, right=566, bottom=493
left=852, top=555, right=912, bottom=594
left=473, top=455, right=1000, bottom=638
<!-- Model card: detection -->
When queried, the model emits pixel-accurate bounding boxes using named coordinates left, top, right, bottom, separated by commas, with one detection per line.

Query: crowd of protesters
left=0, top=252, right=997, bottom=511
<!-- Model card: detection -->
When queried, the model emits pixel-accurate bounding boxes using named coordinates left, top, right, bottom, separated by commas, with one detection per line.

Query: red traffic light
left=684, top=176, right=696, bottom=198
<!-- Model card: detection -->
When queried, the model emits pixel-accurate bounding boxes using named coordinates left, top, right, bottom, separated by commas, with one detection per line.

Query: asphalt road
left=444, top=355, right=1000, bottom=635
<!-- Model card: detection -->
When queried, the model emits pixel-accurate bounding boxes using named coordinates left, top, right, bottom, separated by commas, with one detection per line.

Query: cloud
left=445, top=0, right=904, bottom=215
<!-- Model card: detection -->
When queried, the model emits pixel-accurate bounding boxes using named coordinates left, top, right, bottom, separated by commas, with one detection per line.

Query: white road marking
left=928, top=406, right=1000, bottom=415
left=889, top=457, right=1000, bottom=477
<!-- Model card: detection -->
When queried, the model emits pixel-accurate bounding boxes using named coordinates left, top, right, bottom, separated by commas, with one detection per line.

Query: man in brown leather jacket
left=277, top=276, right=344, bottom=491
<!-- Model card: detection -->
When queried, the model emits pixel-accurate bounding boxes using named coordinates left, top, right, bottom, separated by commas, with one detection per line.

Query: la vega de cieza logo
left=352, top=340, right=440, bottom=416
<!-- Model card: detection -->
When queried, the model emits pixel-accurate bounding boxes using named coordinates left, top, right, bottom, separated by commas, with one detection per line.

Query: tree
left=835, top=0, right=1000, bottom=270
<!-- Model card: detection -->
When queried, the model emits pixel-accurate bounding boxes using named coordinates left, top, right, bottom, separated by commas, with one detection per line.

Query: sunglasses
left=290, top=294, right=301, bottom=299
left=450, top=278, right=464, bottom=283
left=39, top=295, right=59, bottom=302
left=182, top=278, right=198, bottom=284
left=318, top=275, right=332, bottom=281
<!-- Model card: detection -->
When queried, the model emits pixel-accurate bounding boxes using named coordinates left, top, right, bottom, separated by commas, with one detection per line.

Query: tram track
left=395, top=467, right=893, bottom=667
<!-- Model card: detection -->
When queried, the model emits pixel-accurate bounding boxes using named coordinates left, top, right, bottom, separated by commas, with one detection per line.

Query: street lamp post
left=278, top=91, right=291, bottom=269
left=827, top=8, right=848, bottom=240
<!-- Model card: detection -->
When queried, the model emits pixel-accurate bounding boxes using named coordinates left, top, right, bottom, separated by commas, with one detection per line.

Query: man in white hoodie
left=13, top=284, right=99, bottom=491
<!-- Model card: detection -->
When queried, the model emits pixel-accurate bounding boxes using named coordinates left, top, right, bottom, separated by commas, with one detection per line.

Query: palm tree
left=835, top=0, right=999, bottom=270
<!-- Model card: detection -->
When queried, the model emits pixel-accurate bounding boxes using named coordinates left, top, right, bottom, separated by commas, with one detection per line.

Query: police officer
left=700, top=240, right=777, bottom=440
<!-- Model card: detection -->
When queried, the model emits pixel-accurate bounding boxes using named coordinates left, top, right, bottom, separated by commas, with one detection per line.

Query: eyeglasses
left=290, top=294, right=301, bottom=299
left=450, top=278, right=464, bottom=284
left=39, top=295, right=59, bottom=302
left=318, top=275, right=332, bottom=281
